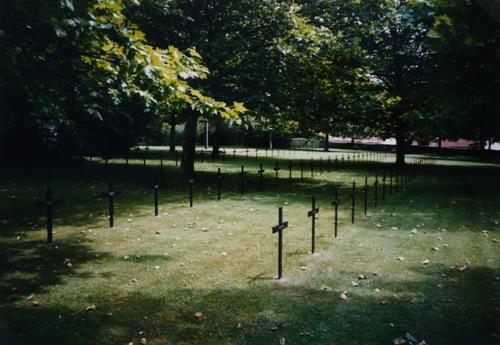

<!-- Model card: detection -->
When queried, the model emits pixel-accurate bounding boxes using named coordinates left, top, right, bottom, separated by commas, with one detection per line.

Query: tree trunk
left=324, top=132, right=329, bottom=151
left=395, top=122, right=406, bottom=166
left=211, top=115, right=221, bottom=157
left=181, top=109, right=199, bottom=178
left=169, top=114, right=176, bottom=152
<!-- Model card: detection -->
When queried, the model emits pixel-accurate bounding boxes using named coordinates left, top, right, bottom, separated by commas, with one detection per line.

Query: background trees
left=0, top=0, right=498, bottom=171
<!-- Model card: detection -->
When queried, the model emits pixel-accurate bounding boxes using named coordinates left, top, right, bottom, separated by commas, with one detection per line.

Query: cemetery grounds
left=0, top=147, right=499, bottom=345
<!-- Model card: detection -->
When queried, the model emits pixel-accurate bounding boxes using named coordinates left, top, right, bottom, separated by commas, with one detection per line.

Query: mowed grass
left=0, top=148, right=499, bottom=345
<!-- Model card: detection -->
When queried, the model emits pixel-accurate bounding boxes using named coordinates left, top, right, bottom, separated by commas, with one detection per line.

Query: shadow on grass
left=1, top=264, right=498, bottom=345
left=0, top=236, right=110, bottom=303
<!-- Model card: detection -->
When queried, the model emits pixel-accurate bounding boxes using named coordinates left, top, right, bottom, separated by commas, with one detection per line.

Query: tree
left=0, top=0, right=245, bottom=174
left=426, top=0, right=500, bottom=149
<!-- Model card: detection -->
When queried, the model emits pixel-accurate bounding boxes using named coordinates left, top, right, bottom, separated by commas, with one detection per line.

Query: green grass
left=0, top=147, right=499, bottom=345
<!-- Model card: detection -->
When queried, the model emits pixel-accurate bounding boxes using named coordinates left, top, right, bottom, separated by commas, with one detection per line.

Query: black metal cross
left=188, top=179, right=194, bottom=207
left=35, top=187, right=62, bottom=243
left=143, top=147, right=149, bottom=166
left=272, top=207, right=289, bottom=280
left=364, top=176, right=368, bottom=216
left=217, top=168, right=223, bottom=200
left=351, top=181, right=356, bottom=224
left=103, top=182, right=119, bottom=228
left=374, top=173, right=379, bottom=207
left=258, top=163, right=265, bottom=190
left=153, top=183, right=159, bottom=216
left=288, top=160, right=292, bottom=183
left=233, top=147, right=237, bottom=159
left=274, top=161, right=280, bottom=187
left=382, top=171, right=386, bottom=201
left=239, top=165, right=247, bottom=194
left=332, top=188, right=341, bottom=238
left=308, top=196, right=320, bottom=254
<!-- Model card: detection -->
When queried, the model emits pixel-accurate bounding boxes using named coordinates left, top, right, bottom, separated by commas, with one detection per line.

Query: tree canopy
left=1, top=0, right=498, bottom=169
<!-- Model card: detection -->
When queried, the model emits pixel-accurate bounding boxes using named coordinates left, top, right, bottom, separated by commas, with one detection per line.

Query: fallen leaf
left=422, top=259, right=430, bottom=265
left=86, top=304, right=96, bottom=311
left=397, top=256, right=405, bottom=262
left=339, top=292, right=348, bottom=301
left=393, top=337, right=406, bottom=344
left=194, top=312, right=203, bottom=320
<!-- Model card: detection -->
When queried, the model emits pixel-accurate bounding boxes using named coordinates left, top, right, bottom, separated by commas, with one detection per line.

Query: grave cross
left=274, top=161, right=280, bottom=187
left=35, top=187, right=62, bottom=243
left=143, top=147, right=149, bottom=166
left=310, top=158, right=314, bottom=178
left=308, top=196, right=320, bottom=254
left=239, top=165, right=247, bottom=194
left=188, top=179, right=194, bottom=207
left=364, top=177, right=368, bottom=216
left=217, top=168, right=223, bottom=200
left=350, top=181, right=356, bottom=224
left=374, top=173, right=379, bottom=207
left=233, top=147, right=237, bottom=159
left=258, top=163, right=265, bottom=190
left=300, top=159, right=304, bottom=180
left=102, top=182, right=119, bottom=228
left=288, top=160, right=292, bottom=183
left=382, top=171, right=386, bottom=201
left=272, top=207, right=289, bottom=280
left=153, top=183, right=159, bottom=216
left=332, top=188, right=341, bottom=238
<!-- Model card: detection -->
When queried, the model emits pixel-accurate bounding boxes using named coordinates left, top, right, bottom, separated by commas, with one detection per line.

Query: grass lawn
left=0, top=148, right=499, bottom=345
